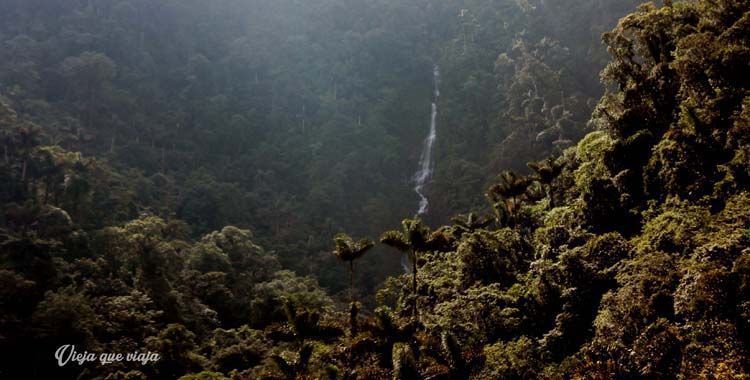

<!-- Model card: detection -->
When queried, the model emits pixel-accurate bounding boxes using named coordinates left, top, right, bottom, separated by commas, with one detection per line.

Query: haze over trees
left=1, top=0, right=749, bottom=379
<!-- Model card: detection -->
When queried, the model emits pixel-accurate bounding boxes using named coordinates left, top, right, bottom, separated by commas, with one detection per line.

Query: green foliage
left=674, top=263, right=733, bottom=322
left=391, top=343, right=418, bottom=380
left=270, top=342, right=315, bottom=380
left=1, top=0, right=749, bottom=378
left=486, top=171, right=535, bottom=224
left=204, top=327, right=269, bottom=374
left=332, top=234, right=374, bottom=264
left=635, top=198, right=711, bottom=254
left=679, top=320, right=747, bottom=378
left=32, top=287, right=97, bottom=345
left=481, top=336, right=540, bottom=380
left=250, top=270, right=333, bottom=326
left=179, top=372, right=231, bottom=380
left=573, top=131, right=615, bottom=190
left=145, top=324, right=207, bottom=379
left=332, top=232, right=374, bottom=320
left=457, top=228, right=528, bottom=288
left=380, top=218, right=438, bottom=319
left=429, top=283, right=522, bottom=346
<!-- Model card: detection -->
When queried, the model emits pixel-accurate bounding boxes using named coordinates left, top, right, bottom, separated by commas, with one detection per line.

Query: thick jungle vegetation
left=1, top=0, right=748, bottom=379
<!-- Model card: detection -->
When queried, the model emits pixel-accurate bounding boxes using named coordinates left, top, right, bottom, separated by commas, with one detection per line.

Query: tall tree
left=380, top=218, right=433, bottom=320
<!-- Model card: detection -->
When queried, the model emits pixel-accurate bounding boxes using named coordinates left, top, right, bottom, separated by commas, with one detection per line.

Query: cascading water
left=414, top=65, right=440, bottom=216
left=402, top=65, right=440, bottom=272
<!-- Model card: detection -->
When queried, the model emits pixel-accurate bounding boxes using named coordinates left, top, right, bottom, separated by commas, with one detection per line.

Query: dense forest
left=1, top=0, right=749, bottom=379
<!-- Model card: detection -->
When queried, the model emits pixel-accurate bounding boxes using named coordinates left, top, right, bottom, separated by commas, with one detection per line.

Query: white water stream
left=402, top=65, right=440, bottom=272
left=413, top=65, right=440, bottom=216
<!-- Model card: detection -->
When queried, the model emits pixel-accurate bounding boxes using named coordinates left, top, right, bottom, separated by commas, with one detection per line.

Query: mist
left=1, top=0, right=748, bottom=378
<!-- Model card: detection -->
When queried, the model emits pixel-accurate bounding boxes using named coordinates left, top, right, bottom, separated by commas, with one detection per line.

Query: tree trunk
left=412, top=252, right=418, bottom=320
left=349, top=260, right=354, bottom=304
left=547, top=184, right=554, bottom=208
left=30, top=177, right=37, bottom=203
left=349, top=300, right=358, bottom=337
left=44, top=180, right=50, bottom=204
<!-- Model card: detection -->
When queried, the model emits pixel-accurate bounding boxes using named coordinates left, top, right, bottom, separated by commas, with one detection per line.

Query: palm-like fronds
left=488, top=171, right=533, bottom=201
left=403, top=218, right=430, bottom=252
left=333, top=233, right=374, bottom=262
left=297, top=343, right=314, bottom=372
left=375, top=307, right=397, bottom=336
left=332, top=233, right=374, bottom=312
left=527, top=157, right=563, bottom=185
left=271, top=343, right=315, bottom=380
left=487, top=171, right=534, bottom=219
left=379, top=218, right=435, bottom=320
left=441, top=331, right=464, bottom=371
left=486, top=171, right=535, bottom=226
left=271, top=355, right=295, bottom=379
left=380, top=218, right=431, bottom=252
left=527, top=157, right=564, bottom=207
left=525, top=181, right=546, bottom=202
left=426, top=226, right=458, bottom=252
left=379, top=230, right=410, bottom=252
left=392, top=343, right=419, bottom=380
left=452, top=212, right=493, bottom=233
left=283, top=298, right=320, bottom=341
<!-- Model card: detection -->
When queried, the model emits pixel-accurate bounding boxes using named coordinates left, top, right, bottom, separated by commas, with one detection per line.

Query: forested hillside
left=1, top=0, right=749, bottom=379
left=0, top=0, right=642, bottom=296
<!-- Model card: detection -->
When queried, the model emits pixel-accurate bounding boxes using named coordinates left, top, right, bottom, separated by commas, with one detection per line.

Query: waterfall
left=413, top=65, right=440, bottom=216
left=402, top=65, right=440, bottom=273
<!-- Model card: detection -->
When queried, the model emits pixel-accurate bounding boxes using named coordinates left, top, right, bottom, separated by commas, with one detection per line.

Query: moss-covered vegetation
left=1, top=0, right=749, bottom=378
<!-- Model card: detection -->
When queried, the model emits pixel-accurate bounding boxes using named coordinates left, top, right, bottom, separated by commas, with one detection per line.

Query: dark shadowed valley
left=0, top=0, right=749, bottom=378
